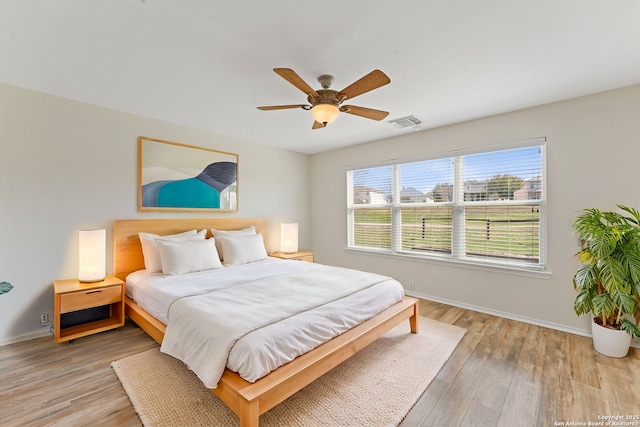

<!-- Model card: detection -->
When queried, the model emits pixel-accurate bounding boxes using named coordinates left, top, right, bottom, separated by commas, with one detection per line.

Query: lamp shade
left=79, top=229, right=106, bottom=282
left=280, top=223, right=299, bottom=254
left=311, top=104, right=339, bottom=124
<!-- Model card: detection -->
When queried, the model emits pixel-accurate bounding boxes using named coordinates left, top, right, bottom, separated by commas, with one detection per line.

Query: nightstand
left=269, top=250, right=315, bottom=262
left=53, top=275, right=125, bottom=343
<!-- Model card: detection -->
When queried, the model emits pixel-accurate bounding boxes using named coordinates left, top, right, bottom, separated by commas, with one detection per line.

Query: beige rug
left=112, top=317, right=465, bottom=427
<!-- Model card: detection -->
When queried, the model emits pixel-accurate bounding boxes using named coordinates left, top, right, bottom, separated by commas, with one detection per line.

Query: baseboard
left=0, top=329, right=51, bottom=347
left=405, top=290, right=640, bottom=349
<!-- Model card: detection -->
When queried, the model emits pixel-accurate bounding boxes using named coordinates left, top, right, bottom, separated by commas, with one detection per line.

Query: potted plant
left=572, top=205, right=640, bottom=357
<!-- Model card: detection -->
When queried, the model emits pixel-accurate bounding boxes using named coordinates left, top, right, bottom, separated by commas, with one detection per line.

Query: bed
left=113, top=218, right=419, bottom=427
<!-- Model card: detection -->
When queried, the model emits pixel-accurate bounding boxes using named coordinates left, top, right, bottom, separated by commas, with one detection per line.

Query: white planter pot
left=591, top=319, right=631, bottom=358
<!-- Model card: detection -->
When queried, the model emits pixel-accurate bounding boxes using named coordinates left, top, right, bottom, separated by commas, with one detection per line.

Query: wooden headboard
left=113, top=218, right=267, bottom=280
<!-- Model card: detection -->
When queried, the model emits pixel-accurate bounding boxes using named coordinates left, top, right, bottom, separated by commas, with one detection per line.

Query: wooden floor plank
left=0, top=322, right=156, bottom=427
left=1, top=300, right=639, bottom=426
left=496, top=362, right=542, bottom=426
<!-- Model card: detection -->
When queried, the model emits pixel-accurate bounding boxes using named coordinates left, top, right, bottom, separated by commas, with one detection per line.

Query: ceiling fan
left=257, top=68, right=390, bottom=129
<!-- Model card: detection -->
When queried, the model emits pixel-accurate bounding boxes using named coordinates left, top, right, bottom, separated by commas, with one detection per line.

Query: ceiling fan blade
left=274, top=68, right=319, bottom=97
left=312, top=120, right=325, bottom=129
left=257, top=104, right=308, bottom=111
left=342, top=105, right=389, bottom=121
left=338, top=70, right=390, bottom=100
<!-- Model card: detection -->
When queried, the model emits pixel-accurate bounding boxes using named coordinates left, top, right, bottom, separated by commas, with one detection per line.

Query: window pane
left=401, top=206, right=452, bottom=254
left=463, top=146, right=542, bottom=201
left=399, top=158, right=454, bottom=203
left=465, top=205, right=540, bottom=263
left=352, top=207, right=392, bottom=249
left=352, top=165, right=392, bottom=205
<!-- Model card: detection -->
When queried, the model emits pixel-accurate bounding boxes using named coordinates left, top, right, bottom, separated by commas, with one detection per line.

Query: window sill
left=345, top=247, right=552, bottom=279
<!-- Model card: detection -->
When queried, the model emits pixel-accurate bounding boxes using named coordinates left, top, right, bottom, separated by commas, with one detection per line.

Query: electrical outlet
left=40, top=314, right=49, bottom=325
left=408, top=280, right=415, bottom=290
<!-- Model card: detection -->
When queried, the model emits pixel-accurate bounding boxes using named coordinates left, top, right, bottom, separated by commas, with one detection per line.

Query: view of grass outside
left=464, top=205, right=539, bottom=262
left=353, top=205, right=540, bottom=262
left=353, top=208, right=392, bottom=249
left=401, top=206, right=453, bottom=254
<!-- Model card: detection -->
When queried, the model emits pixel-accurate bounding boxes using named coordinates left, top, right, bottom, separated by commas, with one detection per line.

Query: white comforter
left=127, top=259, right=404, bottom=388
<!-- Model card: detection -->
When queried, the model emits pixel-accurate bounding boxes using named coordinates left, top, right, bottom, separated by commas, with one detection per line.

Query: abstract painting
left=138, top=137, right=238, bottom=212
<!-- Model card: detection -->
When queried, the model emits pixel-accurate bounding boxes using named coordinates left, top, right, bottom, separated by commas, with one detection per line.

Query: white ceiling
left=2, top=1, right=640, bottom=154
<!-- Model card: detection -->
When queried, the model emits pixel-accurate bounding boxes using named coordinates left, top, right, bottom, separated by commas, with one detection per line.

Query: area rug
left=112, top=317, right=465, bottom=427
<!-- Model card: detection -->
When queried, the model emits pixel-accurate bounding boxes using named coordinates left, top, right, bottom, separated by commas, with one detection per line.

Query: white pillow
left=139, top=229, right=206, bottom=273
left=157, top=238, right=223, bottom=275
left=210, top=226, right=256, bottom=260
left=217, top=233, right=268, bottom=266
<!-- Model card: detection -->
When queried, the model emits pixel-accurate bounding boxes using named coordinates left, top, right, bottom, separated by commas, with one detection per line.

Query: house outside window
left=346, top=139, right=546, bottom=271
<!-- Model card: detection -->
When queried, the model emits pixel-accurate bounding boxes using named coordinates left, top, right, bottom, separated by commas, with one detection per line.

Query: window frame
left=346, top=138, right=547, bottom=274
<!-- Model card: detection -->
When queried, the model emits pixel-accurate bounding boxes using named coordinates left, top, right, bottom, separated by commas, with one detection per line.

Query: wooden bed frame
left=113, top=218, right=419, bottom=427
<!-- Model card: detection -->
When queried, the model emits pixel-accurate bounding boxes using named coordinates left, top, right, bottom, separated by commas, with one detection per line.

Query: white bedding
left=126, top=258, right=404, bottom=388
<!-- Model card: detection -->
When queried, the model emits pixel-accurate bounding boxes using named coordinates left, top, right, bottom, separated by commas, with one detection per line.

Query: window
left=347, top=139, right=546, bottom=271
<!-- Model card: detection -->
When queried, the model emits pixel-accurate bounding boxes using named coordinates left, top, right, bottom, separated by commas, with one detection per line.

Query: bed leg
left=409, top=301, right=419, bottom=334
left=238, top=401, right=259, bottom=427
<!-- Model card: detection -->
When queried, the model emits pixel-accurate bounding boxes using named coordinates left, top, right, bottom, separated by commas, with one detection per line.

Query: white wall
left=310, top=83, right=640, bottom=336
left=3, top=82, right=639, bottom=345
left=0, top=83, right=310, bottom=344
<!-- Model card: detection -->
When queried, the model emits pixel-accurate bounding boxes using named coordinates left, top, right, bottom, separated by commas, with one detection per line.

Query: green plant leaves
left=574, top=285, right=594, bottom=316
left=615, top=292, right=637, bottom=316
left=598, top=257, right=630, bottom=295
left=618, top=205, right=640, bottom=225
left=617, top=239, right=640, bottom=284
left=0, top=282, right=13, bottom=295
left=592, top=293, right=615, bottom=319
left=621, top=319, right=640, bottom=339
left=572, top=205, right=640, bottom=335
left=573, top=262, right=598, bottom=291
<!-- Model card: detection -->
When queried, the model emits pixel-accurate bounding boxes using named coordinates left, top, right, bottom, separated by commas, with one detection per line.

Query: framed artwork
left=138, top=137, right=238, bottom=212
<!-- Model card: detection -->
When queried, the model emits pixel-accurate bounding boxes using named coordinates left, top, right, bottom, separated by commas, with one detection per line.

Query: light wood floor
left=1, top=299, right=639, bottom=426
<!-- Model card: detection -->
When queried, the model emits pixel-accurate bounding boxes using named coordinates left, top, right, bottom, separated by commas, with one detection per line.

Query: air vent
left=388, top=115, right=422, bottom=129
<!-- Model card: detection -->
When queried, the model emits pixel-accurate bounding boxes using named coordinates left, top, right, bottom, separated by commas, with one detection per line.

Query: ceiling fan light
left=311, top=104, right=340, bottom=124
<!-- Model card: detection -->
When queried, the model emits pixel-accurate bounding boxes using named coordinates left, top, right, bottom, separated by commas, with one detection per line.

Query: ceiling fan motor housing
left=308, top=89, right=340, bottom=107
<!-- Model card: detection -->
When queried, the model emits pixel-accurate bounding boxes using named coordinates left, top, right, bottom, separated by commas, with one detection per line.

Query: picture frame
left=138, top=137, right=238, bottom=212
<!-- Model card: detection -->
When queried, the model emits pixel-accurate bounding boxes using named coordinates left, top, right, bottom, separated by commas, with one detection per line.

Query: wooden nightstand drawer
left=54, top=275, right=125, bottom=343
left=60, top=285, right=122, bottom=313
